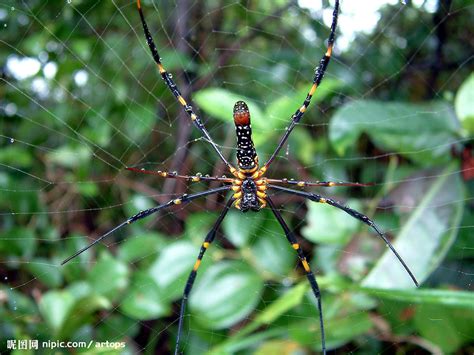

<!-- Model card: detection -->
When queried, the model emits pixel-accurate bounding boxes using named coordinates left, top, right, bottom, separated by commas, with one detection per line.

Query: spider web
left=1, top=0, right=473, bottom=354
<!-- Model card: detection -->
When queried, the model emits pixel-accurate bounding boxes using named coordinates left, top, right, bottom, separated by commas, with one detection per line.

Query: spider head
left=234, top=101, right=259, bottom=172
left=239, top=178, right=260, bottom=212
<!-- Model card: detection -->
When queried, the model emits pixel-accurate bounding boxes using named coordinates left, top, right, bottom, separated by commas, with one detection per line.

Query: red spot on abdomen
left=233, top=101, right=250, bottom=125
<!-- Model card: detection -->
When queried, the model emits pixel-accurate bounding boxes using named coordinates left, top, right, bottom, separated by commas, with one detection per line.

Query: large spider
left=62, top=1, right=419, bottom=354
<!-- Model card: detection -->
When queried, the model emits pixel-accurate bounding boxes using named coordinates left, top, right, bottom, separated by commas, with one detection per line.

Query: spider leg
left=175, top=197, right=234, bottom=355
left=266, top=177, right=373, bottom=188
left=266, top=196, right=326, bottom=355
left=61, top=185, right=230, bottom=265
left=263, top=0, right=339, bottom=170
left=136, top=0, right=235, bottom=172
left=268, top=184, right=419, bottom=287
left=126, top=167, right=234, bottom=184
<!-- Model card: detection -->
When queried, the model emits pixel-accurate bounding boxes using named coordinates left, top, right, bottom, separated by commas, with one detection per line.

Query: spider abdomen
left=234, top=101, right=258, bottom=172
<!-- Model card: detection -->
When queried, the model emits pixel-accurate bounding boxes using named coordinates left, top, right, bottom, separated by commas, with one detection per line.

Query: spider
left=62, top=1, right=419, bottom=354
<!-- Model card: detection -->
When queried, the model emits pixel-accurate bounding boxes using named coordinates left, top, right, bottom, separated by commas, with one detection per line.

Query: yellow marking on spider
left=302, top=259, right=311, bottom=272
left=328, top=182, right=335, bottom=186
left=231, top=186, right=240, bottom=192
left=190, top=113, right=197, bottom=121
left=299, top=105, right=306, bottom=113
left=233, top=179, right=242, bottom=185
left=257, top=191, right=266, bottom=199
left=309, top=83, right=317, bottom=96
left=297, top=181, right=305, bottom=187
left=319, top=198, right=327, bottom=203
left=178, top=96, right=187, bottom=106
left=326, top=44, right=333, bottom=57
left=257, top=185, right=267, bottom=191
left=234, top=200, right=241, bottom=210
left=203, top=242, right=210, bottom=249
left=174, top=199, right=182, bottom=205
left=137, top=0, right=141, bottom=9
left=233, top=192, right=242, bottom=199
left=160, top=172, right=168, bottom=177
left=193, top=259, right=201, bottom=271
left=157, top=63, right=165, bottom=73
left=292, top=243, right=300, bottom=250
left=192, top=176, right=200, bottom=182
left=242, top=166, right=258, bottom=175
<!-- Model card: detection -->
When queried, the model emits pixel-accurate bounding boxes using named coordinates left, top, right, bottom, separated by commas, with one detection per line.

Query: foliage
left=1, top=0, right=473, bottom=354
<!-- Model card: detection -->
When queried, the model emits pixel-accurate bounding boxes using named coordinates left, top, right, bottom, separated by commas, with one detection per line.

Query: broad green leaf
left=363, top=163, right=464, bottom=288
left=414, top=304, right=474, bottom=353
left=329, top=100, right=460, bottom=165
left=0, top=227, right=37, bottom=258
left=47, top=145, right=92, bottom=168
left=360, top=287, right=474, bottom=310
left=302, top=200, right=360, bottom=245
left=120, top=272, right=169, bottom=320
left=189, top=260, right=264, bottom=329
left=39, top=290, right=76, bottom=335
left=87, top=253, right=129, bottom=298
left=25, top=258, right=63, bottom=288
left=250, top=216, right=296, bottom=277
left=0, top=146, right=33, bottom=168
left=125, top=104, right=156, bottom=141
left=265, top=78, right=343, bottom=131
left=223, top=211, right=264, bottom=247
left=58, top=294, right=112, bottom=339
left=193, top=88, right=265, bottom=129
left=117, top=232, right=164, bottom=263
left=454, top=72, right=474, bottom=134
left=288, top=311, right=373, bottom=350
left=148, top=240, right=199, bottom=301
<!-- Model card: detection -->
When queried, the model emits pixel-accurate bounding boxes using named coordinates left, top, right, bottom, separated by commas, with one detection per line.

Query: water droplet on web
left=3, top=24, right=7, bottom=28
left=13, top=306, right=17, bottom=311
left=11, top=6, right=15, bottom=11
left=401, top=0, right=407, bottom=4
left=4, top=276, right=7, bottom=280
left=10, top=138, right=14, bottom=143
left=67, top=0, right=72, bottom=3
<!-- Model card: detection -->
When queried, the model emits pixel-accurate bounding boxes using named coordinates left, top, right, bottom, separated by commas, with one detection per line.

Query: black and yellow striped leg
left=269, top=184, right=419, bottom=287
left=175, top=198, right=234, bottom=355
left=266, top=196, right=327, bottom=355
left=61, top=186, right=231, bottom=265
left=136, top=0, right=235, bottom=172
left=263, top=0, right=339, bottom=169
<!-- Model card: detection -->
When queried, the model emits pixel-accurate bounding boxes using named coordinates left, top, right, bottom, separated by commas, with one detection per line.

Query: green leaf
left=189, top=260, right=264, bottom=329
left=249, top=215, right=296, bottom=277
left=0, top=227, right=37, bottom=258
left=223, top=211, right=264, bottom=247
left=25, top=258, right=63, bottom=288
left=288, top=311, right=373, bottom=350
left=414, top=304, right=474, bottom=353
left=193, top=88, right=265, bottom=129
left=39, top=290, right=76, bottom=335
left=0, top=146, right=33, bottom=168
left=329, top=100, right=460, bottom=165
left=87, top=253, right=129, bottom=298
left=265, top=78, right=343, bottom=131
left=125, top=104, right=156, bottom=141
left=148, top=240, right=199, bottom=302
left=302, top=200, right=360, bottom=245
left=120, top=272, right=169, bottom=320
left=454, top=72, right=474, bottom=134
left=47, top=145, right=92, bottom=168
left=360, top=287, right=474, bottom=310
left=117, top=232, right=164, bottom=263
left=363, top=162, right=464, bottom=288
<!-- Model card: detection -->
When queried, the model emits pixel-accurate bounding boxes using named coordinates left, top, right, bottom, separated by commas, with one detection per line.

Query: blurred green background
left=1, top=0, right=473, bottom=354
